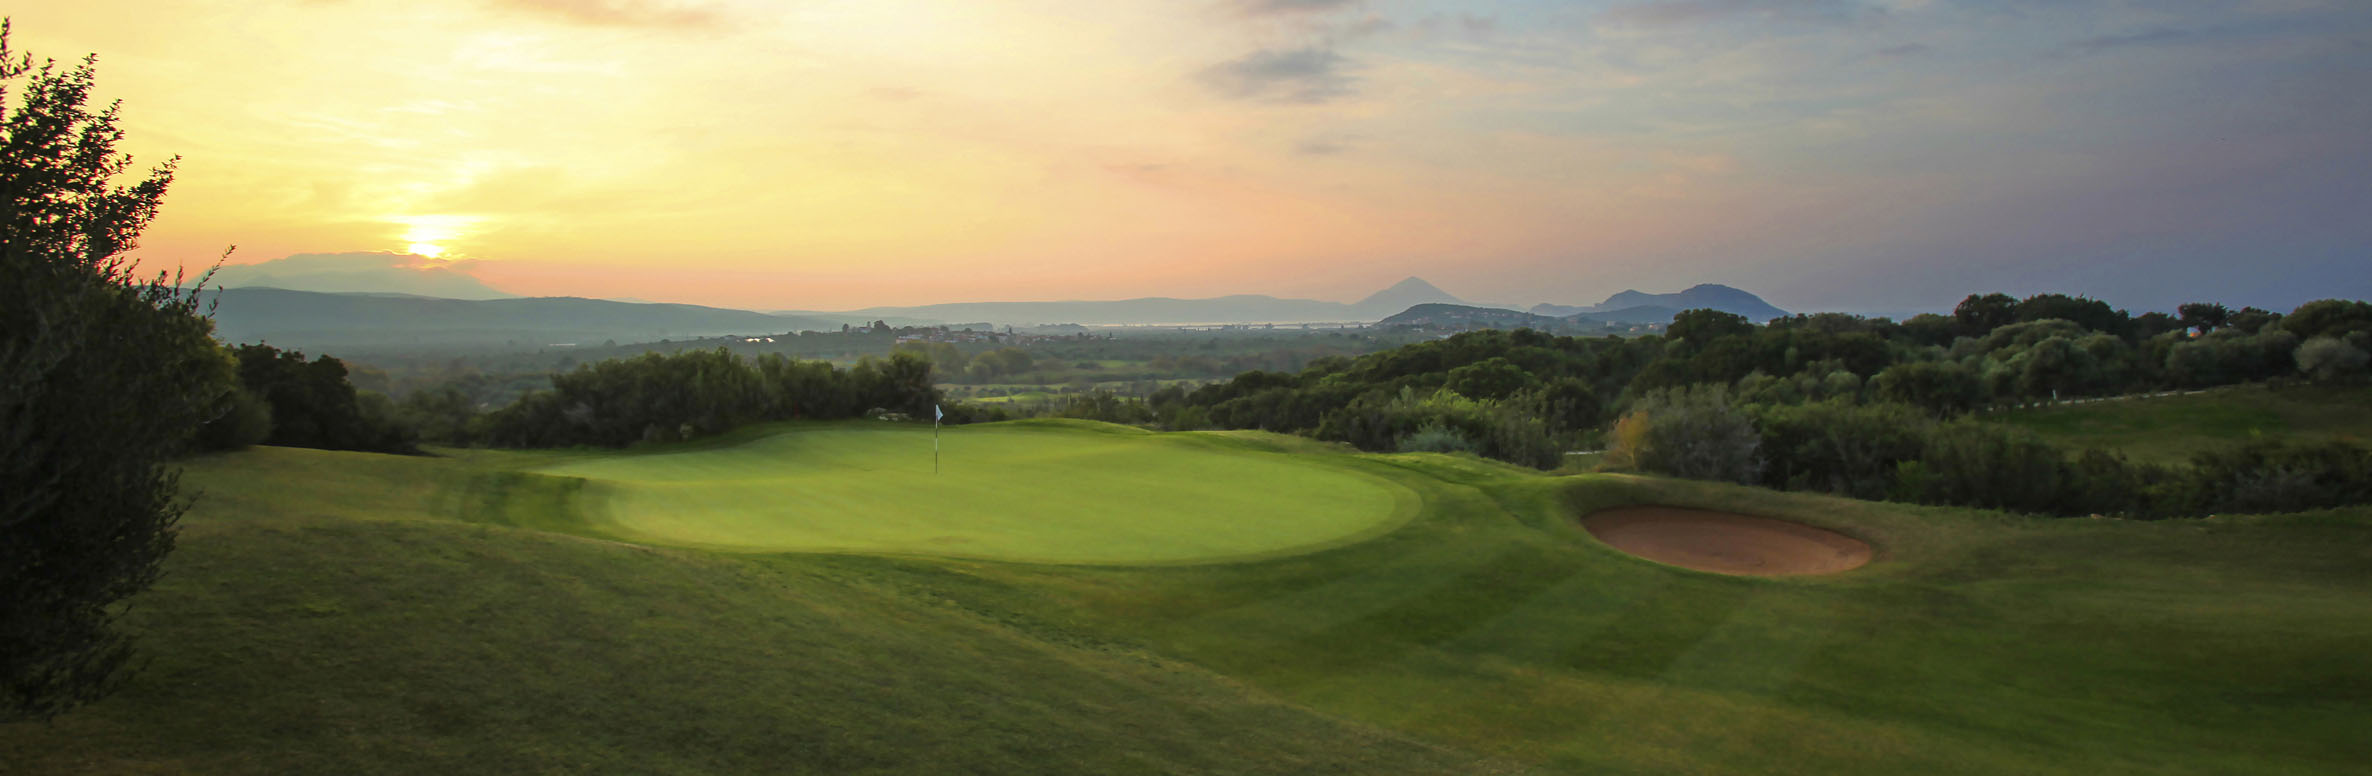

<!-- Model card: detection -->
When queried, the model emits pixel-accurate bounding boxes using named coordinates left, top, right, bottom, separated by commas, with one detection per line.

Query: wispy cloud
left=1877, top=42, right=1932, bottom=57
left=1198, top=47, right=1359, bottom=104
left=1295, top=132, right=1362, bottom=156
left=1414, top=12, right=1497, bottom=37
left=1599, top=0, right=1870, bottom=28
left=2063, top=28, right=2194, bottom=56
left=1229, top=0, right=1360, bottom=16
left=482, top=0, right=724, bottom=30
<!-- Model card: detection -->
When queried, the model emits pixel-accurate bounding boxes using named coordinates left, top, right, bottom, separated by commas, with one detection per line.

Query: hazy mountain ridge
left=210, top=288, right=838, bottom=352
left=1531, top=284, right=1787, bottom=322
left=810, top=276, right=1483, bottom=325
left=1378, top=304, right=1570, bottom=330
left=211, top=253, right=517, bottom=300
left=204, top=278, right=1784, bottom=354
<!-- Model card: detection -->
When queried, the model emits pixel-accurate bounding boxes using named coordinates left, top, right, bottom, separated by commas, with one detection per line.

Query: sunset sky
left=16, top=0, right=2372, bottom=313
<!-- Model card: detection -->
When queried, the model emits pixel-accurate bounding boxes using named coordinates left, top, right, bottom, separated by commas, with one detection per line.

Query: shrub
left=1397, top=423, right=1476, bottom=454
left=2296, top=336, right=2369, bottom=383
left=1610, top=386, right=1762, bottom=485
left=1753, top=401, right=1930, bottom=500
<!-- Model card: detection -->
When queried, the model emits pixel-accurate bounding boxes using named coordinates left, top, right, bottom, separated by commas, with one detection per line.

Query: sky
left=14, top=0, right=2372, bottom=314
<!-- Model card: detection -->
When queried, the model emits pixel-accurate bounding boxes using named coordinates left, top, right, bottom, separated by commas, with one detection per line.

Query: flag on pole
left=932, top=404, right=942, bottom=475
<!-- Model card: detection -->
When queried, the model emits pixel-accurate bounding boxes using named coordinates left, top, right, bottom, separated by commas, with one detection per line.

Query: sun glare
left=393, top=214, right=478, bottom=260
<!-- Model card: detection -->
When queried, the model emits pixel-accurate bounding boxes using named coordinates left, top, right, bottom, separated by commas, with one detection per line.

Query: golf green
left=541, top=421, right=1417, bottom=563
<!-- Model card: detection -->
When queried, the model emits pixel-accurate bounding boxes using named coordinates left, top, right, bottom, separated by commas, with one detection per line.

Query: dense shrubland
left=1103, top=293, right=2372, bottom=517
left=476, top=350, right=942, bottom=447
left=268, top=290, right=2372, bottom=517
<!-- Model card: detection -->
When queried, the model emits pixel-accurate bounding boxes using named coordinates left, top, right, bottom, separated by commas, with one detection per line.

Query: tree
left=2281, top=299, right=2372, bottom=342
left=1953, top=293, right=2018, bottom=337
left=2296, top=337, right=2370, bottom=383
left=2, top=24, right=235, bottom=720
left=1872, top=360, right=1984, bottom=416
left=1666, top=308, right=1754, bottom=349
left=2177, top=302, right=2230, bottom=334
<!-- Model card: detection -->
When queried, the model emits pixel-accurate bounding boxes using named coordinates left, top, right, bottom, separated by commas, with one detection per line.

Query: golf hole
left=1581, top=506, right=1872, bottom=576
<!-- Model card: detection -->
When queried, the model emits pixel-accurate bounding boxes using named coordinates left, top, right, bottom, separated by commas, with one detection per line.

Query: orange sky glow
left=15, top=0, right=2372, bottom=312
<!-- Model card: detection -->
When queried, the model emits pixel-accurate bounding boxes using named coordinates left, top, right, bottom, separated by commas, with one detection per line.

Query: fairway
left=540, top=420, right=1415, bottom=563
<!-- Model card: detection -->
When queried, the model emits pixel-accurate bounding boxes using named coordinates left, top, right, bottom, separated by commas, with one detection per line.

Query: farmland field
left=5, top=419, right=2370, bottom=774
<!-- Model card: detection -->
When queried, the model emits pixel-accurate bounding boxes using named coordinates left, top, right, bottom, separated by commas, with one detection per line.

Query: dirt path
left=1581, top=506, right=1872, bottom=576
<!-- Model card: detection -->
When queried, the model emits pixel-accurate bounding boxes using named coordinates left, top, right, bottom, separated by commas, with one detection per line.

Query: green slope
left=1989, top=383, right=2372, bottom=464
left=0, top=446, right=1496, bottom=775
left=6, top=421, right=2371, bottom=774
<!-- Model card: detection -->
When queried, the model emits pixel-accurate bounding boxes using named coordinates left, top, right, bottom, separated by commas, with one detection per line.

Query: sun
left=392, top=214, right=478, bottom=260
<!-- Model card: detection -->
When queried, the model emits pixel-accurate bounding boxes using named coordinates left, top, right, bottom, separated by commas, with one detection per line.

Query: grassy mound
left=7, top=421, right=2371, bottom=774
left=540, top=420, right=1416, bottom=563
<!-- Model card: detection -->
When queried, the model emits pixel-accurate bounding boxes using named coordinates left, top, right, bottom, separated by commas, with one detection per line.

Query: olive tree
left=1, top=22, right=234, bottom=720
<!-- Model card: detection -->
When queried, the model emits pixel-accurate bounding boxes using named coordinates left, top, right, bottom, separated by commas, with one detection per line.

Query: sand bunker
left=1581, top=506, right=1872, bottom=576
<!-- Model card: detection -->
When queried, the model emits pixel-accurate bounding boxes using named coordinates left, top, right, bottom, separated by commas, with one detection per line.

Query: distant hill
left=1378, top=304, right=1571, bottom=331
left=1353, top=277, right=1466, bottom=318
left=211, top=252, right=516, bottom=300
left=1568, top=305, right=1685, bottom=326
left=824, top=277, right=1481, bottom=326
left=210, top=288, right=838, bottom=353
left=1530, top=284, right=1786, bottom=323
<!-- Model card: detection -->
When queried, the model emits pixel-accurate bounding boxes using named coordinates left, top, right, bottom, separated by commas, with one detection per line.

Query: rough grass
left=6, top=421, right=2370, bottom=774
left=1990, top=383, right=2372, bottom=463
left=540, top=419, right=1417, bottom=563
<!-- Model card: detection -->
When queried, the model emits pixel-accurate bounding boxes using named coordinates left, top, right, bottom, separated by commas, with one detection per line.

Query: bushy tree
left=2296, top=336, right=2370, bottom=383
left=2, top=25, right=235, bottom=720
left=2282, top=299, right=2372, bottom=342
left=1871, top=360, right=1984, bottom=416
left=2177, top=302, right=2230, bottom=334
left=1954, top=293, right=2018, bottom=337
left=1606, top=385, right=1762, bottom=484
left=231, top=343, right=414, bottom=452
left=1752, top=401, right=1931, bottom=500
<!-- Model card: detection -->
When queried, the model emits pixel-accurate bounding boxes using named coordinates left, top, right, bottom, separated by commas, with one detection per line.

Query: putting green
left=540, top=421, right=1416, bottom=564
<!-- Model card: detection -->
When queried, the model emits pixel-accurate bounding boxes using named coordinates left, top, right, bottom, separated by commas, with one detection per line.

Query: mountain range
left=208, top=252, right=516, bottom=300
left=204, top=260, right=1790, bottom=353
left=1531, top=284, right=1789, bottom=323
left=798, top=277, right=1468, bottom=326
left=209, top=288, right=838, bottom=353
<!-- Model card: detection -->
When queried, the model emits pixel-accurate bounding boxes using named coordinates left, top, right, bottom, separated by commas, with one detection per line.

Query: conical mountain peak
left=1356, top=277, right=1463, bottom=312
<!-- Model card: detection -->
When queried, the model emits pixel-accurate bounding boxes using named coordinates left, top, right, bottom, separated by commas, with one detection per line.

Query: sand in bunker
left=1581, top=506, right=1872, bottom=576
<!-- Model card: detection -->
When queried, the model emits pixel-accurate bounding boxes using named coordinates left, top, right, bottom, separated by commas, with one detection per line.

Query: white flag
left=934, top=404, right=943, bottom=423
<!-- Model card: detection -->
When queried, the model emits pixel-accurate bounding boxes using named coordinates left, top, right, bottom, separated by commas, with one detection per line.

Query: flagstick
left=933, top=404, right=942, bottom=475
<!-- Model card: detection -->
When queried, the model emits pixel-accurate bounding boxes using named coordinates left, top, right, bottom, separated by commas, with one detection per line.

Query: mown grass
left=0, top=445, right=1496, bottom=776
left=6, top=420, right=2370, bottom=774
left=1991, top=383, right=2372, bottom=463
left=540, top=419, right=1416, bottom=563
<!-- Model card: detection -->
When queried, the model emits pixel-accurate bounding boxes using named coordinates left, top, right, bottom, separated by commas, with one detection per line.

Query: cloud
left=1294, top=133, right=1362, bottom=156
left=1598, top=0, right=1869, bottom=27
left=2064, top=28, right=2194, bottom=56
left=482, top=0, right=724, bottom=29
left=1414, top=12, right=1496, bottom=37
left=1337, top=14, right=1396, bottom=40
left=1878, top=42, right=1932, bottom=57
left=1230, top=0, right=1360, bottom=16
left=1198, top=47, right=1359, bottom=104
